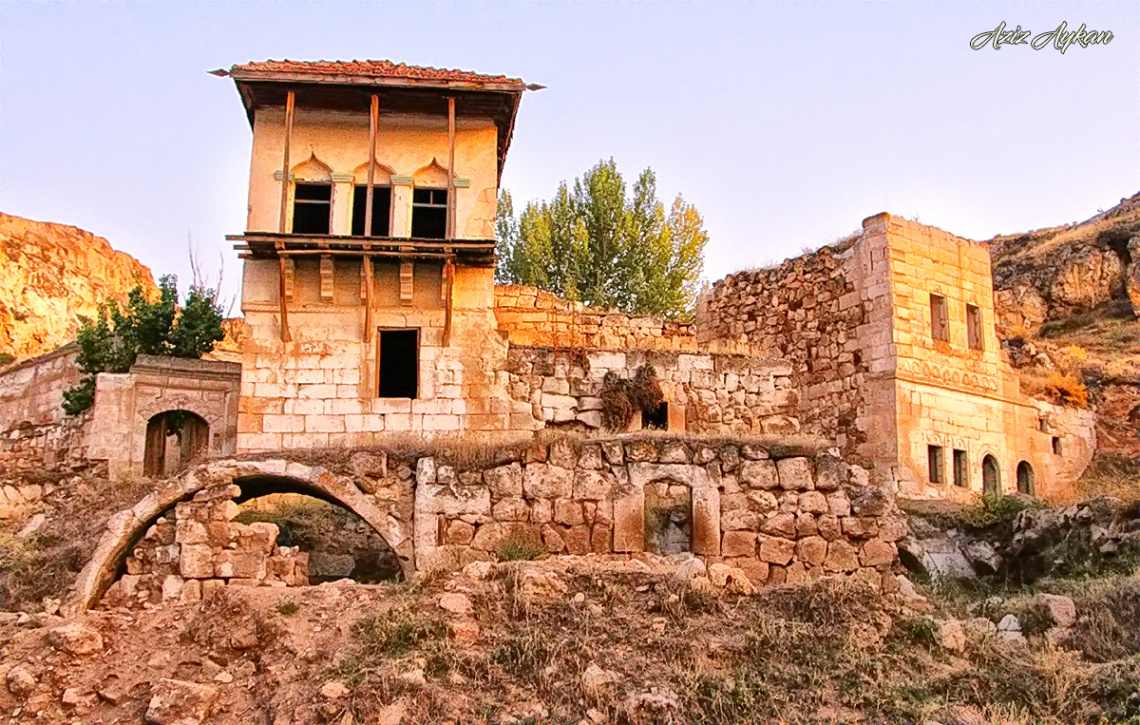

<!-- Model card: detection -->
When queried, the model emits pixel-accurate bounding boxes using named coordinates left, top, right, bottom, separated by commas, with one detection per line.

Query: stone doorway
left=1016, top=461, right=1035, bottom=495
left=982, top=454, right=1001, bottom=495
left=644, top=479, right=692, bottom=555
left=144, top=411, right=209, bottom=477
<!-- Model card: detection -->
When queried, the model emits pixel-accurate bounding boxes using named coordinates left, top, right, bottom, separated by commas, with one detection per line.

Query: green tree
left=61, top=275, right=225, bottom=415
left=496, top=159, right=708, bottom=318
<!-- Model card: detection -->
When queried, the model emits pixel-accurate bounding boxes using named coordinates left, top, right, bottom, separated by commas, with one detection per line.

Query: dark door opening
left=144, top=410, right=209, bottom=477
left=982, top=454, right=1001, bottom=495
left=411, top=188, right=448, bottom=239
left=351, top=186, right=392, bottom=236
left=378, top=329, right=419, bottom=398
left=1016, top=461, right=1035, bottom=495
left=292, top=183, right=333, bottom=234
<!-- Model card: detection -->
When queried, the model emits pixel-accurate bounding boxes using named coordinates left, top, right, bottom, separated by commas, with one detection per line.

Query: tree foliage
left=496, top=159, right=708, bottom=318
left=62, top=275, right=225, bottom=415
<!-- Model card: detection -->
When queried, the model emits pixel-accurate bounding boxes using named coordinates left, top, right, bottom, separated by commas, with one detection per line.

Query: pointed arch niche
left=290, top=154, right=334, bottom=234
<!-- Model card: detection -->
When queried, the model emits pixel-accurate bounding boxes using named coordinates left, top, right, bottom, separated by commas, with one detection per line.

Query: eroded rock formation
left=0, top=213, right=156, bottom=361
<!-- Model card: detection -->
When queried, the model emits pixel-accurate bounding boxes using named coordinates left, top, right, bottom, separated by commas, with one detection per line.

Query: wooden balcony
left=229, top=232, right=497, bottom=266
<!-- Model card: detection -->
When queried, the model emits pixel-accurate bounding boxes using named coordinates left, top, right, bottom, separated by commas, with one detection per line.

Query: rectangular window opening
left=292, top=183, right=332, bottom=234
left=643, top=402, right=669, bottom=431
left=966, top=304, right=983, bottom=350
left=953, top=449, right=968, bottom=488
left=351, top=186, right=392, bottom=237
left=930, top=294, right=949, bottom=343
left=378, top=329, right=419, bottom=399
left=928, top=445, right=945, bottom=484
left=1052, top=436, right=1062, bottom=455
left=411, top=188, right=448, bottom=240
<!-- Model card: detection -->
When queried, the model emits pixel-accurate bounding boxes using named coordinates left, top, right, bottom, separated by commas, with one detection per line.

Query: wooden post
left=278, top=251, right=291, bottom=343
left=364, top=94, right=379, bottom=236
left=447, top=97, right=456, bottom=240
left=443, top=256, right=454, bottom=347
left=363, top=254, right=374, bottom=343
left=278, top=90, right=296, bottom=234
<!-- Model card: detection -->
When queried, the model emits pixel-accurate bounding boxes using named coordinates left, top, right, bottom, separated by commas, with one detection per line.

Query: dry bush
left=1069, top=577, right=1140, bottom=662
left=0, top=475, right=150, bottom=609
left=1043, top=372, right=1090, bottom=408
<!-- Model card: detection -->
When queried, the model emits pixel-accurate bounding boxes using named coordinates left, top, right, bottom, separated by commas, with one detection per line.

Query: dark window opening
left=928, top=445, right=945, bottom=484
left=983, top=454, right=1001, bottom=495
left=966, top=304, right=983, bottom=350
left=378, top=329, right=419, bottom=398
left=1016, top=461, right=1035, bottom=495
left=953, top=449, right=968, bottom=488
left=1052, top=436, right=1062, bottom=455
left=930, top=294, right=949, bottom=342
left=643, top=402, right=669, bottom=430
left=351, top=186, right=392, bottom=237
left=292, top=183, right=332, bottom=234
left=1039, top=417, right=1049, bottom=432
left=412, top=188, right=448, bottom=239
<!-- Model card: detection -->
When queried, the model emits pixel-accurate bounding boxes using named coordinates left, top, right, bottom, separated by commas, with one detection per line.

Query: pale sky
left=1, top=1, right=1137, bottom=307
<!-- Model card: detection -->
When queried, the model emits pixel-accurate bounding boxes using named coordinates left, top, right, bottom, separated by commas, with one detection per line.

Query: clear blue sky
left=2, top=2, right=1137, bottom=306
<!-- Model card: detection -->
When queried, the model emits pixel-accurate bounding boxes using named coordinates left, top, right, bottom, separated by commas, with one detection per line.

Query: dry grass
left=1042, top=372, right=1091, bottom=408
left=0, top=474, right=151, bottom=610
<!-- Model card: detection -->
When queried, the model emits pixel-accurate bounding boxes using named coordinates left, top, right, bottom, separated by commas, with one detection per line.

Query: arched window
left=982, top=454, right=1001, bottom=495
left=1016, top=461, right=1035, bottom=495
left=291, top=155, right=333, bottom=234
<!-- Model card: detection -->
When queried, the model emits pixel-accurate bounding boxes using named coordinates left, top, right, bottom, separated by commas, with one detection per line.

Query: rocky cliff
left=0, top=214, right=157, bottom=362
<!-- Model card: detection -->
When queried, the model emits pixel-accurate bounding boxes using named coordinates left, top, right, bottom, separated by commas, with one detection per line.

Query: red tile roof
left=223, top=59, right=527, bottom=89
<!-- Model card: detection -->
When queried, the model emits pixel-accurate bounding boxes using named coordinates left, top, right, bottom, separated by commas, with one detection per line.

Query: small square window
left=930, top=294, right=949, bottom=343
left=411, top=188, right=448, bottom=239
left=643, top=402, right=669, bottom=430
left=928, top=445, right=945, bottom=484
left=953, top=449, right=968, bottom=488
left=351, top=185, right=392, bottom=236
left=292, top=183, right=332, bottom=234
left=1052, top=436, right=1062, bottom=455
left=966, top=304, right=983, bottom=350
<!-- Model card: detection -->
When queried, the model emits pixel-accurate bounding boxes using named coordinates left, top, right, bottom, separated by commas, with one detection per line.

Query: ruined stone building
left=0, top=59, right=1097, bottom=505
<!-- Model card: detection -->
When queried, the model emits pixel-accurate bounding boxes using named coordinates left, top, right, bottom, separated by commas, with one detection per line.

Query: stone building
left=697, top=213, right=1097, bottom=500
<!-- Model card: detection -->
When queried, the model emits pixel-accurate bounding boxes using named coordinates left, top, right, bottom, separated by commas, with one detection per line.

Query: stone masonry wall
left=695, top=233, right=894, bottom=456
left=414, top=436, right=907, bottom=590
left=0, top=345, right=94, bottom=470
left=506, top=346, right=799, bottom=434
left=102, top=484, right=309, bottom=608
left=495, top=285, right=700, bottom=352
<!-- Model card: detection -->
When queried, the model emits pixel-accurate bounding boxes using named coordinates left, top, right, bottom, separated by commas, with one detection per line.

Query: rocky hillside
left=987, top=193, right=1140, bottom=471
left=0, top=213, right=156, bottom=363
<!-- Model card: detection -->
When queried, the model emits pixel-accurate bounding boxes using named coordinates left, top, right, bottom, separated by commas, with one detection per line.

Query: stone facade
left=505, top=346, right=798, bottom=434
left=697, top=214, right=1097, bottom=499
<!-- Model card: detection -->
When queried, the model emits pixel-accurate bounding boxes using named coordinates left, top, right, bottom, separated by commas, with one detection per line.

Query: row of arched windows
left=930, top=446, right=1035, bottom=495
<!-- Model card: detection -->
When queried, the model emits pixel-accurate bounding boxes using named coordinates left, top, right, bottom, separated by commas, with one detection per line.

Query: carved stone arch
left=292, top=153, right=333, bottom=182
left=67, top=458, right=414, bottom=612
left=137, top=396, right=221, bottom=432
left=352, top=160, right=396, bottom=185
left=412, top=158, right=452, bottom=187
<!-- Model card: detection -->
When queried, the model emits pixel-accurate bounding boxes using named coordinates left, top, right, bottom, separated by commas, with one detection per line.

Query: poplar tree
left=496, top=159, right=708, bottom=318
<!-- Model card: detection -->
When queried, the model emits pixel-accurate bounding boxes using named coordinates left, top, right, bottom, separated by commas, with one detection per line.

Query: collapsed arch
left=67, top=458, right=413, bottom=612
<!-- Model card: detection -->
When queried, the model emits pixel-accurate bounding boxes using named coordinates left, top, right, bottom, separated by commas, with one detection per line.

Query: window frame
left=928, top=445, right=945, bottom=484
left=966, top=303, right=984, bottom=350
left=375, top=327, right=420, bottom=399
left=929, top=293, right=950, bottom=343
left=291, top=181, right=333, bottom=235
left=952, top=449, right=968, bottom=488
left=351, top=184, right=393, bottom=237
left=410, top=187, right=449, bottom=240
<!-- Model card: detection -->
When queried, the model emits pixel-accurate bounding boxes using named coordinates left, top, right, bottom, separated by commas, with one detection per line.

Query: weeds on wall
left=600, top=365, right=664, bottom=431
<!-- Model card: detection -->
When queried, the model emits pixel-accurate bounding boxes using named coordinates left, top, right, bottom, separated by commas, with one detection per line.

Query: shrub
left=600, top=365, right=664, bottom=431
left=277, top=600, right=299, bottom=616
left=1042, top=372, right=1089, bottom=408
left=494, top=533, right=545, bottom=562
left=958, top=493, right=1042, bottom=530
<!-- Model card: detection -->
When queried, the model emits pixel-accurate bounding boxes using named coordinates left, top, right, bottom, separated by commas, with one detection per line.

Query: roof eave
left=227, top=69, right=527, bottom=94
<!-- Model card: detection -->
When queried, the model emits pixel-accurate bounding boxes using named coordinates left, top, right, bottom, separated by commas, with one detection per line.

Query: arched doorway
left=144, top=410, right=209, bottom=477
left=982, top=454, right=1001, bottom=495
left=1016, top=461, right=1035, bottom=495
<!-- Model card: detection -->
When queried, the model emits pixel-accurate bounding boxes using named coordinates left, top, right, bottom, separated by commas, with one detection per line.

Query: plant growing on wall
left=496, top=159, right=708, bottom=319
left=600, top=365, right=665, bottom=431
left=61, top=275, right=225, bottom=415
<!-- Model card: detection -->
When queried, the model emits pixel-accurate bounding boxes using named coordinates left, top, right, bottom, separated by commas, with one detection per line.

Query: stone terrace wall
left=495, top=285, right=700, bottom=352
left=414, top=436, right=907, bottom=590
left=696, top=234, right=893, bottom=455
left=506, top=346, right=799, bottom=434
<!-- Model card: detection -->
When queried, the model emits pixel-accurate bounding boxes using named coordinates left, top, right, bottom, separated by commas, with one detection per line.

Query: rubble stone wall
left=0, top=345, right=94, bottom=470
left=505, top=346, right=800, bottom=434
left=695, top=232, right=892, bottom=456
left=494, top=285, right=701, bottom=352
left=413, top=436, right=907, bottom=589
left=102, top=486, right=310, bottom=608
